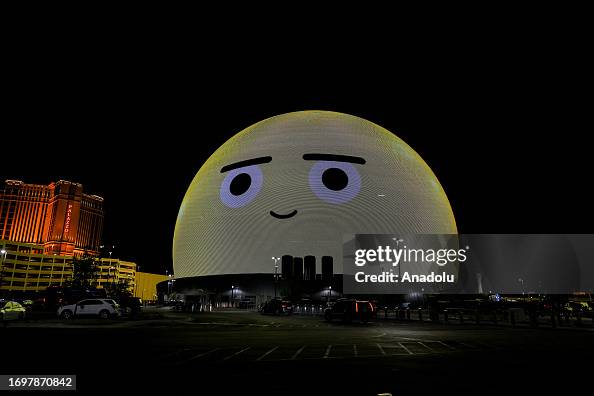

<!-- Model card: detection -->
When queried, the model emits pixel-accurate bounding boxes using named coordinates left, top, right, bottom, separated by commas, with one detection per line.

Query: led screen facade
left=174, top=111, right=457, bottom=277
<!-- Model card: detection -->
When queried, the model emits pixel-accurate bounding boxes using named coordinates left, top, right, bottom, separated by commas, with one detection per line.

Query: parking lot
left=3, top=309, right=593, bottom=395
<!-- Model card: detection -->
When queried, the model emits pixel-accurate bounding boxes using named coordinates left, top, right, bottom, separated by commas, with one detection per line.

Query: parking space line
left=437, top=341, right=455, bottom=350
left=399, top=337, right=423, bottom=341
left=256, top=346, right=279, bottom=361
left=398, top=342, right=413, bottom=355
left=418, top=342, right=434, bottom=352
left=223, top=347, right=251, bottom=361
left=184, top=348, right=220, bottom=362
left=376, top=343, right=386, bottom=355
left=291, top=346, right=305, bottom=360
left=353, top=344, right=358, bottom=357
left=323, top=345, right=332, bottom=358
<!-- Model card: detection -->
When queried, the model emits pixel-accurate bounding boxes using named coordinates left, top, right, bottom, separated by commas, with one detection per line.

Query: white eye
left=308, top=161, right=361, bottom=204
left=220, top=165, right=263, bottom=208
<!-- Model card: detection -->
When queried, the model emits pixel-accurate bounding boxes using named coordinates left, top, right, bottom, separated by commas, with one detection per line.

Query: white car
left=58, top=299, right=120, bottom=319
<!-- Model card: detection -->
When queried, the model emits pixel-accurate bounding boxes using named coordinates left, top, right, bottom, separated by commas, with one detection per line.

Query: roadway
left=3, top=309, right=593, bottom=395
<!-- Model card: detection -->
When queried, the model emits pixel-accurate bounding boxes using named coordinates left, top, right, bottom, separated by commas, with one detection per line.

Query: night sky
left=3, top=44, right=590, bottom=275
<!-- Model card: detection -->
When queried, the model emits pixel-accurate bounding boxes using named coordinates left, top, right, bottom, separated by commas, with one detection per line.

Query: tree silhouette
left=103, top=279, right=133, bottom=299
left=66, top=255, right=99, bottom=289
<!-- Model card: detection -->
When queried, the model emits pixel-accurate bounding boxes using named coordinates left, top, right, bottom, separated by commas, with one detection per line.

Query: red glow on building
left=0, top=180, right=104, bottom=256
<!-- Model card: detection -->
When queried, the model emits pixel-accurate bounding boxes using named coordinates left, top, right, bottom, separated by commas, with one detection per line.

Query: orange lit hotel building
left=0, top=180, right=104, bottom=256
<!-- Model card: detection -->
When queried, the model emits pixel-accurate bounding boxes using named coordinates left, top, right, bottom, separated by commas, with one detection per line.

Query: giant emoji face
left=174, top=111, right=457, bottom=277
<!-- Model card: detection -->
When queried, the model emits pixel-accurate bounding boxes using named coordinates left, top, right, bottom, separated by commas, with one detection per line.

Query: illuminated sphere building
left=172, top=111, right=456, bottom=304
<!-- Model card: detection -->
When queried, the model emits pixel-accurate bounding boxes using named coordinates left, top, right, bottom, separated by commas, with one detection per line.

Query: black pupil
left=230, top=173, right=252, bottom=195
left=322, top=168, right=348, bottom=191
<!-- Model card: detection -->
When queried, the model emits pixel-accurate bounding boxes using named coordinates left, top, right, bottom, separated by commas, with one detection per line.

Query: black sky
left=3, top=33, right=591, bottom=275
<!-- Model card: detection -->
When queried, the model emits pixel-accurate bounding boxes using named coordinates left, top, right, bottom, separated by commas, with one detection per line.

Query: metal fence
left=235, top=302, right=594, bottom=329
left=376, top=307, right=594, bottom=328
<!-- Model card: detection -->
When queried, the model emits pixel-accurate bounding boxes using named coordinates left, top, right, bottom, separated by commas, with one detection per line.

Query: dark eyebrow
left=302, top=153, right=366, bottom=164
left=220, top=156, right=272, bottom=173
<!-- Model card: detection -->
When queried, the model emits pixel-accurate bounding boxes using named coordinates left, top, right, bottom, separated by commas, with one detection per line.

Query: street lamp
left=272, top=257, right=280, bottom=299
left=231, top=285, right=235, bottom=308
left=0, top=249, right=7, bottom=291
left=109, top=266, right=116, bottom=287
left=327, top=286, right=332, bottom=303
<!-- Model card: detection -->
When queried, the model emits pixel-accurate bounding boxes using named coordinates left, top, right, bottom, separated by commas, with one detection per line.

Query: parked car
left=1, top=301, right=27, bottom=321
left=118, top=297, right=142, bottom=316
left=260, top=299, right=293, bottom=315
left=58, top=299, right=120, bottom=319
left=324, top=299, right=375, bottom=323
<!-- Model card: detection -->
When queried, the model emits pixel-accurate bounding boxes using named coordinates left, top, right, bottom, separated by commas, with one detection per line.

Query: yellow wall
left=135, top=272, right=167, bottom=301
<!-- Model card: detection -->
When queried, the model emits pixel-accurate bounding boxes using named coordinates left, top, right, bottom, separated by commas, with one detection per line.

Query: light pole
left=327, top=286, right=332, bottom=303
left=167, top=278, right=176, bottom=301
left=272, top=257, right=280, bottom=299
left=231, top=285, right=235, bottom=308
left=0, top=249, right=7, bottom=294
left=109, top=266, right=116, bottom=290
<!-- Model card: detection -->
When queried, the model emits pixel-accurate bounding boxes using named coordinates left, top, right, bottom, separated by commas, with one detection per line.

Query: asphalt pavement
left=3, top=309, right=593, bottom=395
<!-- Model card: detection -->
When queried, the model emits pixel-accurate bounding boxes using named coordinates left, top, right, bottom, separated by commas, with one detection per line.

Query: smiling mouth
left=270, top=210, right=298, bottom=219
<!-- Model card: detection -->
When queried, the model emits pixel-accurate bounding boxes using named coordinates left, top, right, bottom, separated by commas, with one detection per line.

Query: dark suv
left=324, top=299, right=375, bottom=323
left=118, top=297, right=142, bottom=316
left=260, top=299, right=293, bottom=315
